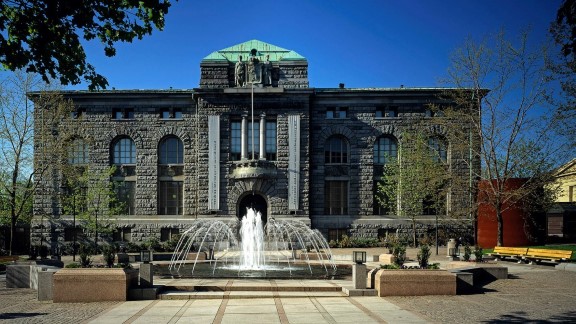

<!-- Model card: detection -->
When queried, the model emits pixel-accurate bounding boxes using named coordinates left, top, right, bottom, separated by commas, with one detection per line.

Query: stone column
left=241, top=113, right=248, bottom=160
left=259, top=113, right=266, bottom=160
left=353, top=263, right=367, bottom=289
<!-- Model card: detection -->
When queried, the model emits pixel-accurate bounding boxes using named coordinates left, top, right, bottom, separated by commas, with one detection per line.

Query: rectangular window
left=376, top=106, right=397, bottom=118
left=231, top=121, right=241, bottom=160
left=266, top=121, right=277, bottom=160
left=114, top=181, right=135, bottom=215
left=160, top=108, right=183, bottom=119
left=328, top=229, right=347, bottom=242
left=64, top=227, right=83, bottom=242
left=324, top=180, right=348, bottom=215
left=161, top=228, right=180, bottom=242
left=113, top=108, right=135, bottom=120
left=159, top=181, right=183, bottom=215
left=373, top=180, right=392, bottom=215
left=113, top=228, right=132, bottom=242
left=326, top=107, right=348, bottom=119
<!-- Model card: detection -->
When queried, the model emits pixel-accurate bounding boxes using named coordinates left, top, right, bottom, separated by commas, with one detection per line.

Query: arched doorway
left=238, top=193, right=268, bottom=224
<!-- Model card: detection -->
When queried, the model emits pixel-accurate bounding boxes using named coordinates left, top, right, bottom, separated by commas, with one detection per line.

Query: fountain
left=167, top=208, right=340, bottom=278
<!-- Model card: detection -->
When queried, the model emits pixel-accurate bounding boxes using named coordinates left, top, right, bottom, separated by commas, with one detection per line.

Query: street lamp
left=140, top=250, right=152, bottom=263
left=353, top=251, right=367, bottom=264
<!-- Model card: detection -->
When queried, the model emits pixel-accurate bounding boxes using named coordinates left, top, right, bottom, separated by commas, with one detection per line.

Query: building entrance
left=238, top=193, right=268, bottom=224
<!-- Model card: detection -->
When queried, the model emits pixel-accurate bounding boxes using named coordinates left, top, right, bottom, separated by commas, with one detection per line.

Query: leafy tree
left=548, top=0, right=576, bottom=146
left=0, top=71, right=74, bottom=255
left=439, top=30, right=566, bottom=246
left=377, top=132, right=451, bottom=247
left=0, top=0, right=172, bottom=90
left=61, top=165, right=123, bottom=246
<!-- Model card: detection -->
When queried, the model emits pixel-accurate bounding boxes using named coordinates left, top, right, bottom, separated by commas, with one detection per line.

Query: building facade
left=32, top=40, right=477, bottom=248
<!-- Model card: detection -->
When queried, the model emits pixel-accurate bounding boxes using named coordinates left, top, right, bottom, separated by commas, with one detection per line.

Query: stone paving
left=1, top=248, right=576, bottom=323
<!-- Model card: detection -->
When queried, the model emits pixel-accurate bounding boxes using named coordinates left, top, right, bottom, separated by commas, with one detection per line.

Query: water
left=168, top=208, right=337, bottom=278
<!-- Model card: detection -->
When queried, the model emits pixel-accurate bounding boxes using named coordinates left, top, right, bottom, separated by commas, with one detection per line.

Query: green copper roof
left=202, top=40, right=306, bottom=62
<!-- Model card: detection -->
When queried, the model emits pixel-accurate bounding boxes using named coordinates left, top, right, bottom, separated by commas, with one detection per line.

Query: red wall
left=477, top=179, right=534, bottom=248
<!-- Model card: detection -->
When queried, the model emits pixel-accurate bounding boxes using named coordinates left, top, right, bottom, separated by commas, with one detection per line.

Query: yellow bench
left=522, top=248, right=573, bottom=265
left=0, top=256, right=19, bottom=263
left=489, top=247, right=528, bottom=263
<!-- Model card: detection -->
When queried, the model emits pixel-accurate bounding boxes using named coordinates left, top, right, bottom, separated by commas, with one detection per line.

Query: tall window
left=159, top=136, right=183, bottom=164
left=112, top=137, right=136, bottom=165
left=158, top=136, right=183, bottom=215
left=158, top=181, right=183, bottom=215
left=114, top=181, right=135, bottom=215
left=325, top=136, right=349, bottom=164
left=231, top=121, right=241, bottom=160
left=248, top=122, right=260, bottom=159
left=265, top=121, right=277, bottom=160
left=428, top=136, right=448, bottom=163
left=68, top=139, right=89, bottom=164
left=374, top=136, right=397, bottom=165
left=325, top=180, right=348, bottom=215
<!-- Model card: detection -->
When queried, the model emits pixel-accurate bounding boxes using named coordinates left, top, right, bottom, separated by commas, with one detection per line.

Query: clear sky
left=71, top=0, right=562, bottom=91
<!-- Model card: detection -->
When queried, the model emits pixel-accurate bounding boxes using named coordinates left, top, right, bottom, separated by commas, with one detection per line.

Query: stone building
left=31, top=40, right=477, bottom=248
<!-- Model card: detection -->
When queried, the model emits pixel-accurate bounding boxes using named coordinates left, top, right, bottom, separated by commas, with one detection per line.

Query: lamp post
left=352, top=251, right=367, bottom=289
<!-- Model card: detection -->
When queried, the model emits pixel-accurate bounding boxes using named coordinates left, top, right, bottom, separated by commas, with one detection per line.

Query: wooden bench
left=488, top=247, right=528, bottom=263
left=0, top=256, right=19, bottom=263
left=522, top=248, right=573, bottom=265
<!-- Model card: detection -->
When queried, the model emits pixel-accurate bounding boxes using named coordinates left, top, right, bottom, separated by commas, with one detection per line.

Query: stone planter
left=53, top=268, right=138, bottom=302
left=378, top=254, right=396, bottom=264
left=374, top=269, right=457, bottom=296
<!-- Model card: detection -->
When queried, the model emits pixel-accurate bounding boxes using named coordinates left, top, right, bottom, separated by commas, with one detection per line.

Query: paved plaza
left=1, top=250, right=576, bottom=323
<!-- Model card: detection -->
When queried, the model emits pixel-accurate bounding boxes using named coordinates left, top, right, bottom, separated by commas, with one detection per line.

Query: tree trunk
left=496, top=205, right=504, bottom=247
left=412, top=218, right=417, bottom=247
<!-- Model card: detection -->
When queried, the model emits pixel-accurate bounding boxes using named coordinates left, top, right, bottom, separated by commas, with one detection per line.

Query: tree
left=549, top=0, right=576, bottom=146
left=439, top=30, right=567, bottom=247
left=0, top=0, right=171, bottom=90
left=0, top=71, right=74, bottom=255
left=377, top=132, right=451, bottom=247
left=61, top=165, right=123, bottom=246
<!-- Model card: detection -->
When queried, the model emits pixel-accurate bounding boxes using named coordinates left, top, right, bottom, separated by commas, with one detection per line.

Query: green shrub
left=78, top=244, right=93, bottom=268
left=101, top=244, right=116, bottom=268
left=142, top=237, right=163, bottom=252
left=338, top=235, right=352, bottom=248
left=161, top=234, right=182, bottom=252
left=417, top=244, right=431, bottom=268
left=463, top=244, right=472, bottom=261
left=392, top=243, right=407, bottom=267
left=380, top=263, right=400, bottom=269
left=427, top=263, right=440, bottom=269
left=65, top=262, right=81, bottom=268
left=473, top=245, right=483, bottom=262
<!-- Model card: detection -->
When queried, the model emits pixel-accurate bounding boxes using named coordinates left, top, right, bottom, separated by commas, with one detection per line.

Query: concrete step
left=159, top=290, right=347, bottom=299
left=157, top=282, right=351, bottom=299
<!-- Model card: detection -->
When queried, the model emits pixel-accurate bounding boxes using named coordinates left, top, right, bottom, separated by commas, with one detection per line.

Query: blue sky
left=73, top=0, right=562, bottom=90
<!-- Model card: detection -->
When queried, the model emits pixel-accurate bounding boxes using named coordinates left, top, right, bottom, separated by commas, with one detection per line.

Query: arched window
left=112, top=137, right=136, bottom=165
left=324, top=135, right=349, bottom=164
left=68, top=138, right=89, bottom=164
left=159, top=136, right=183, bottom=164
left=428, top=136, right=448, bottom=163
left=373, top=136, right=398, bottom=165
